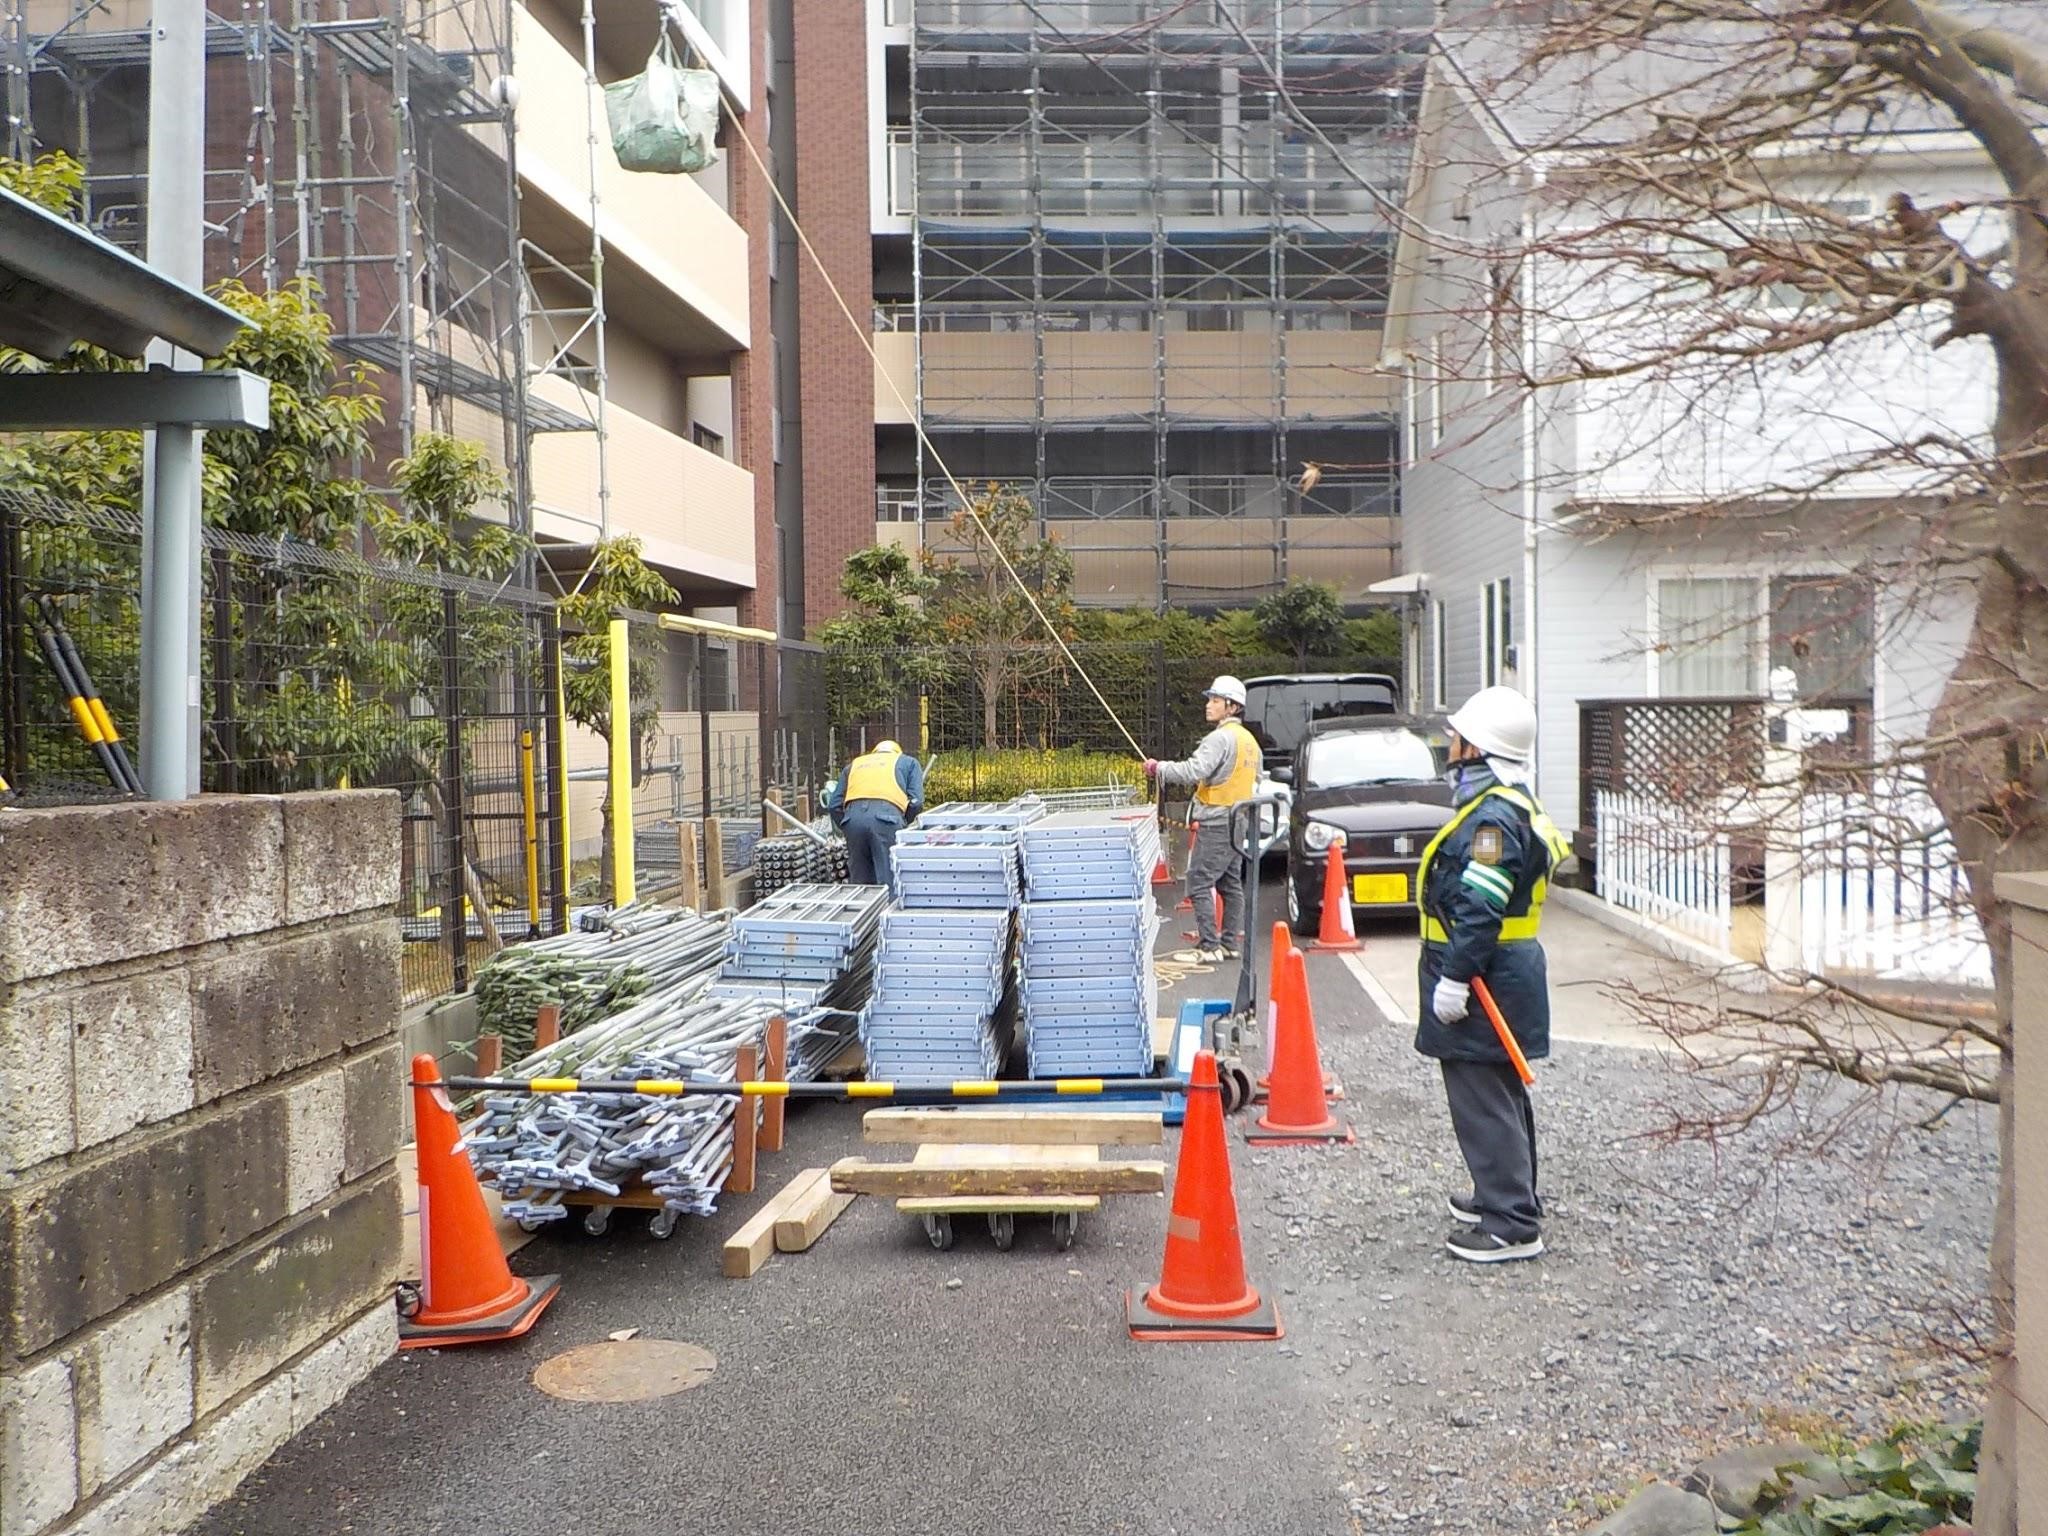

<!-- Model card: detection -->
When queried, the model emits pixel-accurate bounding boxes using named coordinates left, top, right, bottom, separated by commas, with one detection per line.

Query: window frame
left=1647, top=566, right=1879, bottom=704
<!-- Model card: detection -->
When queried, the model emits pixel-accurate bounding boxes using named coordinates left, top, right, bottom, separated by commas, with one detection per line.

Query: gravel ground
left=1258, top=946, right=1997, bottom=1533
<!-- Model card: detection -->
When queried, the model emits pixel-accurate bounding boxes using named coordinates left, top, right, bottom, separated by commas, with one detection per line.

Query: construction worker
left=1144, top=675, right=1260, bottom=962
left=822, top=739, right=925, bottom=893
left=1415, top=685, right=1571, bottom=1264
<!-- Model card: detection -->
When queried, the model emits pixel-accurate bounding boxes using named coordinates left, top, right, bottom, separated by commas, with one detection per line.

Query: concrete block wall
left=0, top=792, right=405, bottom=1536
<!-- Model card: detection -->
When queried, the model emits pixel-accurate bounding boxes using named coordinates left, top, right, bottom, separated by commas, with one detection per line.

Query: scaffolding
left=4, top=0, right=612, bottom=545
left=887, top=0, right=1426, bottom=609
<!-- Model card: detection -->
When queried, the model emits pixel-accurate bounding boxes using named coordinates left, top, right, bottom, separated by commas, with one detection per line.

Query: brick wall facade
left=732, top=0, right=781, bottom=639
left=0, top=793, right=405, bottom=1536
left=792, top=0, right=879, bottom=631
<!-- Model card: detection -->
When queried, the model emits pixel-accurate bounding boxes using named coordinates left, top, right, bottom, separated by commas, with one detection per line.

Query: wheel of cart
left=921, top=1213, right=955, bottom=1251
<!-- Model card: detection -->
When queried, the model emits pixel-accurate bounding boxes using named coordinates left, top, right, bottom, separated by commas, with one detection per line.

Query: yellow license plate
left=1352, top=873, right=1408, bottom=905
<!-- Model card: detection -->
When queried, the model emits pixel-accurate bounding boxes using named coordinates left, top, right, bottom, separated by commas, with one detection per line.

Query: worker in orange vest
left=1144, top=675, right=1260, bottom=962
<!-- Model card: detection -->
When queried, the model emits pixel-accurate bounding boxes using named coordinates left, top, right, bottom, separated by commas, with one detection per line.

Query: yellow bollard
left=608, top=617, right=636, bottom=905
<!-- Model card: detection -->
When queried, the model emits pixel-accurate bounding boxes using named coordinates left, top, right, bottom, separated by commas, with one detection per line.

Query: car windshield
left=1303, top=729, right=1443, bottom=790
left=1243, top=678, right=1399, bottom=760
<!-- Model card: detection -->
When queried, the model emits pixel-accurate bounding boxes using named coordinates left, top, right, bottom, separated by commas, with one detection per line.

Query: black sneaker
left=1446, top=1225, right=1543, bottom=1264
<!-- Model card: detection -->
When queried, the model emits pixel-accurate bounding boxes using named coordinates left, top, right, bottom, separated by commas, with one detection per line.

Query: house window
left=1431, top=597, right=1448, bottom=709
left=1654, top=574, right=1876, bottom=699
left=691, top=423, right=725, bottom=457
left=1481, top=578, right=1511, bottom=687
left=1769, top=574, right=1876, bottom=700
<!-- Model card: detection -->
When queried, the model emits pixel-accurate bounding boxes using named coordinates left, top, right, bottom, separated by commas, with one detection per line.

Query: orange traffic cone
left=1310, top=839, right=1362, bottom=952
left=1128, top=1050, right=1282, bottom=1342
left=1249, top=948, right=1353, bottom=1146
left=1264, top=920, right=1293, bottom=1037
left=399, top=1054, right=561, bottom=1349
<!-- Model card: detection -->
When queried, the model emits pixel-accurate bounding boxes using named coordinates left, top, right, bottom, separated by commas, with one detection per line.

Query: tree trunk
left=1922, top=479, right=2048, bottom=1535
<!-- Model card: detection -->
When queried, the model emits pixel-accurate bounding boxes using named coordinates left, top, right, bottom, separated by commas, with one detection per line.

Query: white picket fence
left=1594, top=788, right=1733, bottom=949
left=1594, top=780, right=1990, bottom=989
left=1798, top=783, right=1991, bottom=988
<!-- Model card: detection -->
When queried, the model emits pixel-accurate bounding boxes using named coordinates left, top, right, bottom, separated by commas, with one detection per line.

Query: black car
left=1277, top=715, right=1454, bottom=934
left=1241, top=672, right=1402, bottom=860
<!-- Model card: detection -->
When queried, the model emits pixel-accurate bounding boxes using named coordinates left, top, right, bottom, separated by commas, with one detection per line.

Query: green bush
left=1730, top=1421, right=1976, bottom=1535
left=924, top=747, right=1145, bottom=806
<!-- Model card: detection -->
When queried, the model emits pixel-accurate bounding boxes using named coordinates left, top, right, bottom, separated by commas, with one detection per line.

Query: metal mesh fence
left=1, top=490, right=567, bottom=1006
left=833, top=644, right=1404, bottom=767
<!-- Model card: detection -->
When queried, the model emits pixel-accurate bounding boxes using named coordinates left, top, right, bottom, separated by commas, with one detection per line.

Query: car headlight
left=1302, top=820, right=1345, bottom=853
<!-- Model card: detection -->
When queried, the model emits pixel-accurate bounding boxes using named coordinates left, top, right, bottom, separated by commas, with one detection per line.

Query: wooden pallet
left=832, top=1107, right=1165, bottom=1253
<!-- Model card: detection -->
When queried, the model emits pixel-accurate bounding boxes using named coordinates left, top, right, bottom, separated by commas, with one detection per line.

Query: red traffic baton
left=1471, top=977, right=1536, bottom=1088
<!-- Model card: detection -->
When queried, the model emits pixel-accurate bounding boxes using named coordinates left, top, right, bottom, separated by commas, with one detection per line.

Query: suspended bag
left=603, top=34, right=722, bottom=175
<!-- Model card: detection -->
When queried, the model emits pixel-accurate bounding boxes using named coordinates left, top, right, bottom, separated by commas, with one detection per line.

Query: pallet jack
left=1162, top=795, right=1283, bottom=1117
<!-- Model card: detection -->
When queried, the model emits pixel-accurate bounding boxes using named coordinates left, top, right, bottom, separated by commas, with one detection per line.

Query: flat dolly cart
left=830, top=1107, right=1167, bottom=1253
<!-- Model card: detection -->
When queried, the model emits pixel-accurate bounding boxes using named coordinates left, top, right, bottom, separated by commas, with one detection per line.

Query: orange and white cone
left=1248, top=948, right=1353, bottom=1146
left=1128, top=1050, right=1282, bottom=1342
left=400, top=1054, right=560, bottom=1349
left=1310, top=839, right=1362, bottom=952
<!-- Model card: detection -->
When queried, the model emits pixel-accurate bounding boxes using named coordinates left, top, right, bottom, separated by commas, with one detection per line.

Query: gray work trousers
left=841, top=801, right=906, bottom=894
left=1187, top=817, right=1248, bottom=950
left=1440, top=1058, right=1541, bottom=1243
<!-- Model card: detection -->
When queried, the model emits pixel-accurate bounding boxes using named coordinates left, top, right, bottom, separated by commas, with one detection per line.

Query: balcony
left=530, top=375, right=756, bottom=590
left=905, top=326, right=1392, bottom=425
left=511, top=4, right=749, bottom=358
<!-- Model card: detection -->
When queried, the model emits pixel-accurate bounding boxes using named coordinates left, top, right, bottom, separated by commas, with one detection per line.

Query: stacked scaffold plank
left=709, top=882, right=889, bottom=1013
left=1018, top=807, right=1164, bottom=1078
left=861, top=908, right=1016, bottom=1082
left=891, top=801, right=1042, bottom=909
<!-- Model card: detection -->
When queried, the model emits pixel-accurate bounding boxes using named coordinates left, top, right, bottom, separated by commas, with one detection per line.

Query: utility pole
left=139, top=0, right=206, bottom=798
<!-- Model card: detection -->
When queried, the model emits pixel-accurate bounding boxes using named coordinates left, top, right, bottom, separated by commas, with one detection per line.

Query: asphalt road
left=195, top=877, right=1996, bottom=1536
left=198, top=881, right=1351, bottom=1536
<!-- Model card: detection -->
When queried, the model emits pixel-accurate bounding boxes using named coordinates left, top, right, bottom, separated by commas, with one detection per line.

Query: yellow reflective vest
left=1416, top=783, right=1571, bottom=945
left=1193, top=719, right=1260, bottom=808
left=842, top=749, right=910, bottom=812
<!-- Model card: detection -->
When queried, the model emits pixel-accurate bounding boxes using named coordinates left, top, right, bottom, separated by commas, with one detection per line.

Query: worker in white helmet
left=821, top=739, right=925, bottom=893
left=1144, top=675, right=1261, bottom=961
left=1415, top=685, right=1571, bottom=1264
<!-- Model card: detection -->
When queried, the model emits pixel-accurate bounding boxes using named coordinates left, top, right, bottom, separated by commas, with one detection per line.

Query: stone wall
left=0, top=792, right=404, bottom=1536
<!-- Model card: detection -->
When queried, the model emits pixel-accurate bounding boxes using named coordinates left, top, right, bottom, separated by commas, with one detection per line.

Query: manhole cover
left=532, top=1340, right=717, bottom=1403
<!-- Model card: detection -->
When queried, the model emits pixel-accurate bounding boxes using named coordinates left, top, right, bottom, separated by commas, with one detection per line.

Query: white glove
left=1432, top=978, right=1472, bottom=1025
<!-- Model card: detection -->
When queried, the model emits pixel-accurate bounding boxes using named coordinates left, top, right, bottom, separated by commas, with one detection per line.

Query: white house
left=1382, top=23, right=2023, bottom=987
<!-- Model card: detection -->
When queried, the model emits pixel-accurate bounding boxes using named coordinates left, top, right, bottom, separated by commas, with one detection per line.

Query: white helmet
left=872, top=740, right=902, bottom=756
left=1204, top=675, right=1247, bottom=708
left=1447, top=686, right=1536, bottom=763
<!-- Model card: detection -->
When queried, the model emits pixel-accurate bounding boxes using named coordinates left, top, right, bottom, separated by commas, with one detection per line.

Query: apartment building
left=792, top=0, right=1427, bottom=617
left=8, top=0, right=770, bottom=625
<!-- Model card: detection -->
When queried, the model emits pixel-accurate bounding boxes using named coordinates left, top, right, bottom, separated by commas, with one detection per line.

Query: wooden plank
left=730, top=1042, right=759, bottom=1195
left=677, top=821, right=702, bottom=912
left=761, top=1016, right=788, bottom=1154
left=474, top=1032, right=502, bottom=1077
left=774, top=1168, right=856, bottom=1252
left=828, top=1156, right=1164, bottom=1199
left=910, top=1143, right=1096, bottom=1168
left=535, top=1003, right=561, bottom=1049
left=862, top=1109, right=1162, bottom=1147
left=704, top=818, right=728, bottom=911
left=722, top=1169, right=826, bottom=1279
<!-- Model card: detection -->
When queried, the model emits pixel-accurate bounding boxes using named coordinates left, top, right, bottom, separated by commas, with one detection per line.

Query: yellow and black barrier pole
left=519, top=728, right=541, bottom=938
left=32, top=597, right=140, bottom=794
left=434, top=1073, right=1192, bottom=1102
